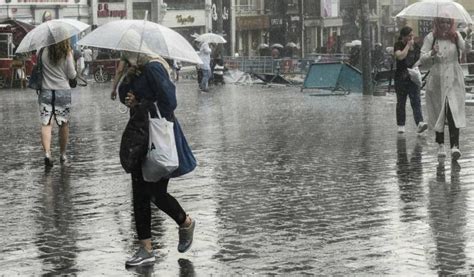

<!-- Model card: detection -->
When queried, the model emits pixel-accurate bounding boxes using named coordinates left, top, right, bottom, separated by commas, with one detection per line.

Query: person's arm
left=420, top=32, right=436, bottom=69
left=65, top=51, right=77, bottom=80
left=394, top=40, right=413, bottom=61
left=111, top=59, right=127, bottom=100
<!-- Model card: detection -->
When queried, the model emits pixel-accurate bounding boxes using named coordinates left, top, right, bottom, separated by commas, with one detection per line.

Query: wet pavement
left=1, top=81, right=474, bottom=275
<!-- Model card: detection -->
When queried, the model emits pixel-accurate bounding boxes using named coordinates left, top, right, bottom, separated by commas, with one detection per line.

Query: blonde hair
left=48, top=39, right=71, bottom=65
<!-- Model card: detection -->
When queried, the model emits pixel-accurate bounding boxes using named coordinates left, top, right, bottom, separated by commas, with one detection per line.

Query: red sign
left=97, top=3, right=126, bottom=18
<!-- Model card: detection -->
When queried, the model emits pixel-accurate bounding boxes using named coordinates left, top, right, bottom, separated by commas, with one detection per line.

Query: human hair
left=398, top=26, right=412, bottom=41
left=48, top=39, right=71, bottom=65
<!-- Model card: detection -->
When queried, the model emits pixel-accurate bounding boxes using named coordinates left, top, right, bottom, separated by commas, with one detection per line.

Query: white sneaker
left=451, top=147, right=461, bottom=161
left=398, top=126, right=405, bottom=133
left=437, top=144, right=446, bottom=158
left=417, top=122, right=428, bottom=133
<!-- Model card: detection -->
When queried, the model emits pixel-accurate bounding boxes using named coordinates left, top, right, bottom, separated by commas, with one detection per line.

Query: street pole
left=299, top=0, right=304, bottom=58
left=360, top=0, right=373, bottom=95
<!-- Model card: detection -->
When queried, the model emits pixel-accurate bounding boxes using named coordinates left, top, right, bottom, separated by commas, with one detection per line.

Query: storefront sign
left=176, top=15, right=195, bottom=25
left=236, top=16, right=269, bottom=31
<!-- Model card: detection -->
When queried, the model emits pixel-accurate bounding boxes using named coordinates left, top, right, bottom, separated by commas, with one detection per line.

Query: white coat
left=420, top=31, right=471, bottom=132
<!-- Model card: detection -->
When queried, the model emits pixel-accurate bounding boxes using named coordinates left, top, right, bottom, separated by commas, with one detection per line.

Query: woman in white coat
left=420, top=16, right=472, bottom=161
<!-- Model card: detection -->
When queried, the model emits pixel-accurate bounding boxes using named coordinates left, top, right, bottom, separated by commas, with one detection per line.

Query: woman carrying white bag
left=118, top=50, right=197, bottom=267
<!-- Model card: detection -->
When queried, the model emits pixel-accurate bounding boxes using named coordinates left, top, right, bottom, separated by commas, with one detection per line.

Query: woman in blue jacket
left=118, top=51, right=196, bottom=267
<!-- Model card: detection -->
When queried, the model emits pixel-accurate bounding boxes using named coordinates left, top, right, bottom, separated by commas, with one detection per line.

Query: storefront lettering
left=176, top=15, right=195, bottom=25
left=97, top=3, right=126, bottom=18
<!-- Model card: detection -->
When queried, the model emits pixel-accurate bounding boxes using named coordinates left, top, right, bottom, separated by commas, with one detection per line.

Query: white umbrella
left=286, top=42, right=299, bottom=48
left=195, top=33, right=227, bottom=44
left=395, top=0, right=473, bottom=24
left=271, top=43, right=284, bottom=49
left=351, top=40, right=362, bottom=46
left=16, top=19, right=90, bottom=53
left=77, top=20, right=202, bottom=64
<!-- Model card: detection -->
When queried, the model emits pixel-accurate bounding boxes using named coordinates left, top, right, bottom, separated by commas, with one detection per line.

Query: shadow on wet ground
left=1, top=81, right=474, bottom=275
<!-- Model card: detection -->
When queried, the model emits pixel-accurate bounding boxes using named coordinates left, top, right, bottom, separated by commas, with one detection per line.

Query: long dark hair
left=398, top=26, right=412, bottom=41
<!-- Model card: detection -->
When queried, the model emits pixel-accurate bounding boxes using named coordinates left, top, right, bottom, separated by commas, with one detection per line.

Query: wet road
left=1, top=81, right=474, bottom=275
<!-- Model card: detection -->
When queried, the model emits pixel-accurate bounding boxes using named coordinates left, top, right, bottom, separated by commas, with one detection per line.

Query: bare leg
left=59, top=122, right=69, bottom=155
left=41, top=124, right=53, bottom=155
left=140, top=239, right=153, bottom=253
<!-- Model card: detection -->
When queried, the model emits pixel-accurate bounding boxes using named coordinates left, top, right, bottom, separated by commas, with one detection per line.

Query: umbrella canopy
left=258, top=43, right=269, bottom=49
left=77, top=20, right=202, bottom=64
left=195, top=33, right=226, bottom=44
left=271, top=43, right=284, bottom=49
left=351, top=40, right=362, bottom=46
left=395, top=0, right=473, bottom=24
left=15, top=19, right=90, bottom=53
left=286, top=42, right=299, bottom=48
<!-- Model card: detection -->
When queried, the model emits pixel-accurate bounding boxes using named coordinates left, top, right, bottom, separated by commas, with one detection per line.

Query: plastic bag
left=407, top=67, right=422, bottom=87
left=142, top=103, right=179, bottom=182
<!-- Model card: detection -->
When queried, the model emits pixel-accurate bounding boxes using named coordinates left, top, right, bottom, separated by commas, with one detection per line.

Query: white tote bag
left=142, top=103, right=179, bottom=182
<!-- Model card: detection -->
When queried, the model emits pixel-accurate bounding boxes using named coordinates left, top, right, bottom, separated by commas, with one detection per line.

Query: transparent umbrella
left=195, top=33, right=227, bottom=44
left=258, top=43, right=269, bottom=49
left=77, top=19, right=202, bottom=64
left=395, top=0, right=473, bottom=24
left=15, top=19, right=90, bottom=53
left=271, top=43, right=284, bottom=49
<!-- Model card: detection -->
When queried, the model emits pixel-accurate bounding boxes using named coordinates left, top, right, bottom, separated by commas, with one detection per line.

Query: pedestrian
left=118, top=50, right=197, bottom=267
left=37, top=37, right=77, bottom=166
left=82, top=46, right=93, bottom=77
left=394, top=26, right=428, bottom=134
left=420, top=16, right=472, bottom=161
left=197, top=41, right=211, bottom=92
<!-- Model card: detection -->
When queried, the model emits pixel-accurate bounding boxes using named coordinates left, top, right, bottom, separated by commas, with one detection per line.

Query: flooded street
left=1, top=81, right=474, bottom=275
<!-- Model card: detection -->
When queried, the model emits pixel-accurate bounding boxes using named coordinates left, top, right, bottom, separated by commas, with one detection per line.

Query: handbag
left=407, top=66, right=422, bottom=87
left=119, top=104, right=149, bottom=173
left=141, top=102, right=179, bottom=182
left=28, top=48, right=44, bottom=91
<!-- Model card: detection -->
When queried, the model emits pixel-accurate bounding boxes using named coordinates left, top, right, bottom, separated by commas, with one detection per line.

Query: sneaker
left=178, top=218, right=196, bottom=253
left=417, top=122, right=428, bottom=133
left=437, top=144, right=446, bottom=158
left=451, top=147, right=461, bottom=161
left=398, top=126, right=405, bottom=133
left=44, top=153, right=53, bottom=167
left=125, top=247, right=155, bottom=267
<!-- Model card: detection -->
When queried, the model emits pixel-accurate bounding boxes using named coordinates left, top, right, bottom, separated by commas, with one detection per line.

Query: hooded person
left=116, top=30, right=197, bottom=267
left=419, top=14, right=472, bottom=161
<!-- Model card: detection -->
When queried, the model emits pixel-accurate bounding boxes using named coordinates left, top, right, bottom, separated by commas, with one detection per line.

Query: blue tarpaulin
left=302, top=62, right=363, bottom=93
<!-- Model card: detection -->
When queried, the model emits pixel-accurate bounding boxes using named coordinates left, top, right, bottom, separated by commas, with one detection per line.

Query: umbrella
left=271, top=43, right=284, bottom=49
left=77, top=19, right=202, bottom=64
left=286, top=42, right=299, bottom=48
left=258, top=43, right=269, bottom=49
left=395, top=0, right=473, bottom=24
left=195, top=33, right=227, bottom=44
left=15, top=19, right=90, bottom=53
left=351, top=40, right=362, bottom=46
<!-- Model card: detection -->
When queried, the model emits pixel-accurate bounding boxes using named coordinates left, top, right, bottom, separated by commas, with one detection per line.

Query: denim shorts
left=38, top=89, right=72, bottom=126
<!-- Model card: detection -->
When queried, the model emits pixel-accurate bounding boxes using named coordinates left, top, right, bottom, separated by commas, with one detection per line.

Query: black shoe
left=44, top=156, right=53, bottom=167
left=178, top=218, right=195, bottom=253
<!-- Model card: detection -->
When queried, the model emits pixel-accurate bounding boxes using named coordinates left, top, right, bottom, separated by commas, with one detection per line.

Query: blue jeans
left=395, top=79, right=423, bottom=126
left=200, top=69, right=211, bottom=91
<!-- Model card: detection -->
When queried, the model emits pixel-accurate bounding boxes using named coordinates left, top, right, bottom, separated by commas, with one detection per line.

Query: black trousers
left=131, top=169, right=187, bottom=240
left=435, top=102, right=459, bottom=149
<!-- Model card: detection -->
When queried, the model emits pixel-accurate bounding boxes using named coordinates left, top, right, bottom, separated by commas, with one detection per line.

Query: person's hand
left=111, top=90, right=117, bottom=101
left=125, top=92, right=137, bottom=107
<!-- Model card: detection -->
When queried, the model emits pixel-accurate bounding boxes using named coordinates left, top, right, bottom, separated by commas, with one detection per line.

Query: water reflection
left=396, top=136, right=424, bottom=222
left=178, top=258, right=196, bottom=277
left=34, top=166, right=79, bottom=275
left=428, top=163, right=468, bottom=275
